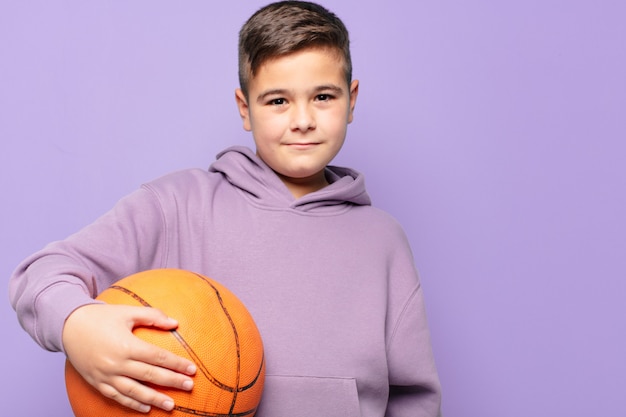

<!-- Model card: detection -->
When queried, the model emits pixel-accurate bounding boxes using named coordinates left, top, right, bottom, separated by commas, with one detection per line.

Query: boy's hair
left=238, top=1, right=352, bottom=97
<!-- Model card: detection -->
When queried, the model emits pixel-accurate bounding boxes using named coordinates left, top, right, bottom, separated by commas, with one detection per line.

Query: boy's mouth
left=284, top=142, right=321, bottom=149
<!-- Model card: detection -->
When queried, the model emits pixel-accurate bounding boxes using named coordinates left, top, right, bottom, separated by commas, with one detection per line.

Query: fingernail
left=139, top=404, right=151, bottom=413
left=163, top=400, right=175, bottom=411
left=183, top=379, right=194, bottom=390
left=187, top=364, right=197, bottom=374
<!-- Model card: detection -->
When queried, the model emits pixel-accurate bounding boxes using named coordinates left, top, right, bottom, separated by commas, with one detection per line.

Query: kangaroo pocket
left=255, top=375, right=361, bottom=417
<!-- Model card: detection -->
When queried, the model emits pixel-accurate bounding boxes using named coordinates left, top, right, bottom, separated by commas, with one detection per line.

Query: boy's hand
left=62, top=304, right=197, bottom=413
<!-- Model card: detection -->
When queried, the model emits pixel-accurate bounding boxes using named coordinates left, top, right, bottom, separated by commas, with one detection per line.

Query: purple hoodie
left=10, top=146, right=441, bottom=417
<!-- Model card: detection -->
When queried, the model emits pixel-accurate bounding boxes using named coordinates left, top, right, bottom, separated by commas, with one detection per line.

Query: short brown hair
left=238, top=1, right=352, bottom=97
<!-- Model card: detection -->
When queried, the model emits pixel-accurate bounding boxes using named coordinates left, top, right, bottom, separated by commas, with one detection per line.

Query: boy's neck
left=276, top=171, right=329, bottom=199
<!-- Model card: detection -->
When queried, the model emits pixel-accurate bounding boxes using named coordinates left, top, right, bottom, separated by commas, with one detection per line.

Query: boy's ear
left=235, top=89, right=252, bottom=131
left=348, top=80, right=359, bottom=124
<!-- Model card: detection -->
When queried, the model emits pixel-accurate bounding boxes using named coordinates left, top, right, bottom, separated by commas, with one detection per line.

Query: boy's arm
left=386, top=285, right=442, bottom=417
left=384, top=224, right=442, bottom=417
left=9, top=185, right=198, bottom=412
left=9, top=185, right=168, bottom=352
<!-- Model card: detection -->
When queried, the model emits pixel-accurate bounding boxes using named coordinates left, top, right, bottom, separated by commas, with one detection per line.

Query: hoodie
left=9, top=146, right=441, bottom=417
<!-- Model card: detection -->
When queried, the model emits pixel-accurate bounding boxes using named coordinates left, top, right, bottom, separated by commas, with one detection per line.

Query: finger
left=98, top=379, right=160, bottom=413
left=103, top=374, right=182, bottom=412
left=124, top=358, right=195, bottom=392
left=133, top=339, right=197, bottom=377
left=127, top=306, right=180, bottom=331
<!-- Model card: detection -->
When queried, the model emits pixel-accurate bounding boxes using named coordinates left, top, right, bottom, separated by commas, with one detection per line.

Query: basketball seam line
left=109, top=285, right=248, bottom=393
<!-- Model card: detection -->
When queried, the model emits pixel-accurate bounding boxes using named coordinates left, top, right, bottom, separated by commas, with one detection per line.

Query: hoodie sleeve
left=384, top=225, right=442, bottom=417
left=386, top=285, right=442, bottom=417
left=8, top=185, right=169, bottom=353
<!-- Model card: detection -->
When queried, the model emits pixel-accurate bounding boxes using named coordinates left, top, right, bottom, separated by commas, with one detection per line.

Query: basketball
left=65, top=269, right=265, bottom=416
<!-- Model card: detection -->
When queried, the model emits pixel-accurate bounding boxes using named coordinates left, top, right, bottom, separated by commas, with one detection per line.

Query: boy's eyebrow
left=255, top=84, right=345, bottom=103
left=314, top=84, right=345, bottom=96
left=256, top=89, right=289, bottom=104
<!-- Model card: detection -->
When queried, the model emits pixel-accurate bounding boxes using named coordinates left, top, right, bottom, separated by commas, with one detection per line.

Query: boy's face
left=235, top=47, right=359, bottom=198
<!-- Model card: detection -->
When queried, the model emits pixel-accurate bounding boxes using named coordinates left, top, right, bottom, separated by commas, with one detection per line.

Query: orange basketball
left=65, top=269, right=265, bottom=417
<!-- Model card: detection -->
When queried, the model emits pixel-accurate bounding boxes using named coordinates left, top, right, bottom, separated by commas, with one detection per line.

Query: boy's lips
left=284, top=142, right=321, bottom=149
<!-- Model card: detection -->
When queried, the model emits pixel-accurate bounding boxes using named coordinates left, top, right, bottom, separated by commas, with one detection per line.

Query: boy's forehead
left=250, top=47, right=348, bottom=88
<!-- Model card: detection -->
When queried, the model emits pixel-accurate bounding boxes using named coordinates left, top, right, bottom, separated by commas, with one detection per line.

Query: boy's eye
left=269, top=98, right=286, bottom=106
left=316, top=94, right=333, bottom=102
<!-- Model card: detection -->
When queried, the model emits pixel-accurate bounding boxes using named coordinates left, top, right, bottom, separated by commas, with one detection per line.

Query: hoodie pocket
left=255, top=375, right=361, bottom=417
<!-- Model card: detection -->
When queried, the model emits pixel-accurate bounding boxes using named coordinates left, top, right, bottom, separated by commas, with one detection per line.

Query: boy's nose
left=290, top=104, right=316, bottom=132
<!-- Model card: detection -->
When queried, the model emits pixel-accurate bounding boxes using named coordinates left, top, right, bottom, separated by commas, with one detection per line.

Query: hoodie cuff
left=33, top=281, right=100, bottom=353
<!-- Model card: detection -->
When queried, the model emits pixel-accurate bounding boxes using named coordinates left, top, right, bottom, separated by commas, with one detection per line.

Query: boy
left=9, top=1, right=441, bottom=416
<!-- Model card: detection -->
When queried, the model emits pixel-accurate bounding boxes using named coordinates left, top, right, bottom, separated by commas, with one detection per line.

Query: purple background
left=2, top=1, right=624, bottom=416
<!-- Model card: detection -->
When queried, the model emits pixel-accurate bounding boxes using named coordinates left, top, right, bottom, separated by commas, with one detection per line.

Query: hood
left=209, top=146, right=371, bottom=213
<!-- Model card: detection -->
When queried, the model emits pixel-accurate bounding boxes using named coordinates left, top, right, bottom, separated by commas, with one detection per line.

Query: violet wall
left=2, top=1, right=624, bottom=415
